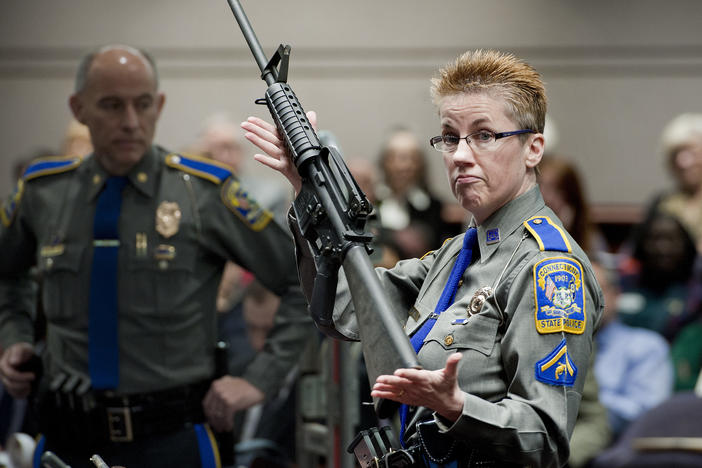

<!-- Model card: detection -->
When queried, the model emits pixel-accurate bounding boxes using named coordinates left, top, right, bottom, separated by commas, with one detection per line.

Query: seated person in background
left=346, top=157, right=402, bottom=269
left=671, top=319, right=702, bottom=391
left=538, top=154, right=606, bottom=255
left=647, top=113, right=702, bottom=253
left=590, top=391, right=702, bottom=468
left=62, top=119, right=93, bottom=157
left=195, top=111, right=291, bottom=223
left=567, top=349, right=612, bottom=468
left=617, top=210, right=699, bottom=342
left=593, top=259, right=673, bottom=439
left=538, top=155, right=613, bottom=467
left=375, top=128, right=464, bottom=259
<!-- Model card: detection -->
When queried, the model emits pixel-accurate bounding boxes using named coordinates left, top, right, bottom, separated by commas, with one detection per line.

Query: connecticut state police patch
left=533, top=256, right=586, bottom=334
left=221, top=178, right=272, bottom=232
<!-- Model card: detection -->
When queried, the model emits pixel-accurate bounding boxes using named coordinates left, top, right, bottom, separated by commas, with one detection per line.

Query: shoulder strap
left=523, top=215, right=572, bottom=253
left=22, top=155, right=82, bottom=181
left=165, top=153, right=233, bottom=184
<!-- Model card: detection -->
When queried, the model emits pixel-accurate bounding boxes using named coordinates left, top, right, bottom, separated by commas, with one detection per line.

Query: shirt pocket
left=40, top=244, right=87, bottom=323
left=124, top=238, right=198, bottom=314
left=424, top=313, right=500, bottom=355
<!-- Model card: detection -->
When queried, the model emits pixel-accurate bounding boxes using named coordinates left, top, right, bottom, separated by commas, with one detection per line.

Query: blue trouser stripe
left=32, top=435, right=46, bottom=468
left=195, top=423, right=221, bottom=468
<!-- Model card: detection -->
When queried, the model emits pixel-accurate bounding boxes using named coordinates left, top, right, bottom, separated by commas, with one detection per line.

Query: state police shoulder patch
left=533, top=256, right=586, bottom=334
left=221, top=178, right=272, bottom=232
left=0, top=179, right=24, bottom=227
left=535, top=338, right=577, bottom=386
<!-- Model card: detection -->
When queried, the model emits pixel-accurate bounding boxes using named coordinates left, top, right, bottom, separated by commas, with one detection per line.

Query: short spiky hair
left=430, top=49, right=547, bottom=133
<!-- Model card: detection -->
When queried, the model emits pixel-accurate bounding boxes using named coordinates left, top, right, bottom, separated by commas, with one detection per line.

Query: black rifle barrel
left=225, top=0, right=277, bottom=85
left=225, top=0, right=420, bottom=418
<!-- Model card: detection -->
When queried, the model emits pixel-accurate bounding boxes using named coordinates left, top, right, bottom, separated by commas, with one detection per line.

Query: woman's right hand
left=241, top=111, right=318, bottom=195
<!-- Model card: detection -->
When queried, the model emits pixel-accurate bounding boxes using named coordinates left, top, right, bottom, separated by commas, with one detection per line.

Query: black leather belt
left=40, top=380, right=210, bottom=445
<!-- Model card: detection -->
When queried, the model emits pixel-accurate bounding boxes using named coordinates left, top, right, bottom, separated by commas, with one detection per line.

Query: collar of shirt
left=474, top=185, right=546, bottom=264
left=84, top=146, right=160, bottom=201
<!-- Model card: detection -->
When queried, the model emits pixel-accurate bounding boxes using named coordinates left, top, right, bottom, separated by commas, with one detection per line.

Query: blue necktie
left=400, top=227, right=478, bottom=445
left=89, top=176, right=127, bottom=389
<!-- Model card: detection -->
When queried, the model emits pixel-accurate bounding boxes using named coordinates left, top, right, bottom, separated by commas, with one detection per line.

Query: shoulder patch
left=165, top=153, right=233, bottom=184
left=524, top=216, right=572, bottom=253
left=22, top=155, right=82, bottom=181
left=533, top=256, right=586, bottom=334
left=535, top=338, right=577, bottom=386
left=1, top=179, right=25, bottom=227
left=221, top=178, right=272, bottom=231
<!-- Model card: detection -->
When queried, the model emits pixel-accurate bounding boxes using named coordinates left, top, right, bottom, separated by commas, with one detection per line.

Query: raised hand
left=241, top=111, right=318, bottom=195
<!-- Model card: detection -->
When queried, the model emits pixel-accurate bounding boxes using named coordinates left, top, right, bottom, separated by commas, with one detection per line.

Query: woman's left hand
left=371, top=352, right=465, bottom=422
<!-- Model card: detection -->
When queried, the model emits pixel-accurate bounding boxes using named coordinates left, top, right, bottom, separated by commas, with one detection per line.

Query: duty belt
left=39, top=379, right=210, bottom=445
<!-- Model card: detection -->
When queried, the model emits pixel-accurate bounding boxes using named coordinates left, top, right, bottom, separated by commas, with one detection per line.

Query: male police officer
left=0, top=45, right=310, bottom=467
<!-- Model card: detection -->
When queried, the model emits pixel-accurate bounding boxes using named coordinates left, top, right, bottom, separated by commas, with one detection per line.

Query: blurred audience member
left=346, top=157, right=401, bottom=269
left=194, top=111, right=291, bottom=369
left=375, top=128, right=464, bottom=258
left=194, top=112, right=300, bottom=467
left=61, top=119, right=93, bottom=157
left=195, top=111, right=290, bottom=222
left=671, top=318, right=702, bottom=391
left=567, top=348, right=612, bottom=468
left=538, top=155, right=613, bottom=466
left=617, top=210, right=698, bottom=341
left=538, top=154, right=605, bottom=254
left=591, top=391, right=702, bottom=468
left=593, top=259, right=673, bottom=439
left=346, top=157, right=377, bottom=205
left=648, top=113, right=702, bottom=253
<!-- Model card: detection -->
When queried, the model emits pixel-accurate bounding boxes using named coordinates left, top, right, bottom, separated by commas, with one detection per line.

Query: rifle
left=225, top=0, right=420, bottom=418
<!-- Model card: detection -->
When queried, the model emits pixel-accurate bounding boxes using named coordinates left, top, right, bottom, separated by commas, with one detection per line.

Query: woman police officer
left=242, top=49, right=603, bottom=468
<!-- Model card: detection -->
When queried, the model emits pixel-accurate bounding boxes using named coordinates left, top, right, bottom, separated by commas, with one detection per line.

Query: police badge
left=156, top=201, right=181, bottom=238
left=533, top=256, right=586, bottom=334
left=469, top=286, right=493, bottom=316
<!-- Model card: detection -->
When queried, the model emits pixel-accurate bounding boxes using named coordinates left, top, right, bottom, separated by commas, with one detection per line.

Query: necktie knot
left=463, top=226, right=477, bottom=250
left=106, top=175, right=128, bottom=191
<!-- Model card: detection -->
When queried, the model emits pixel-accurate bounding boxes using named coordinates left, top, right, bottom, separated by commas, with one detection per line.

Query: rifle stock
left=225, top=0, right=420, bottom=418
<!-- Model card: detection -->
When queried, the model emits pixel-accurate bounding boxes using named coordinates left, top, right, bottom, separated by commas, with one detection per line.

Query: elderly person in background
left=649, top=113, right=702, bottom=252
left=242, top=49, right=603, bottom=467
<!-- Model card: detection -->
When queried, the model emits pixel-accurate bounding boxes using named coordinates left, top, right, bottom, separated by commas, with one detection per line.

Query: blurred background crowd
left=3, top=1, right=702, bottom=467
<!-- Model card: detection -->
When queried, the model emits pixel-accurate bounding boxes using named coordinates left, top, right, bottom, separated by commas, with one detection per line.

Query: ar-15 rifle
left=225, top=0, right=420, bottom=418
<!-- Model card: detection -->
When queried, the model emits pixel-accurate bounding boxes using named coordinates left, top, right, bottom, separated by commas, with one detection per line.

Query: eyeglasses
left=429, top=129, right=536, bottom=153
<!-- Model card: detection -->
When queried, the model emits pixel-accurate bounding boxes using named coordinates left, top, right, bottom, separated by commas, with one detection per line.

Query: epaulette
left=165, top=153, right=232, bottom=184
left=22, top=155, right=82, bottom=181
left=523, top=215, right=572, bottom=253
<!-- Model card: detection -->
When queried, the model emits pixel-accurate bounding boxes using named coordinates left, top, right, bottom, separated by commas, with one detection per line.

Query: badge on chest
left=156, top=201, right=181, bottom=238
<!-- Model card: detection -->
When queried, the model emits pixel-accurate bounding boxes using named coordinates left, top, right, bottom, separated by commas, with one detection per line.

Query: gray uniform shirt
left=0, top=145, right=311, bottom=397
left=292, top=186, right=604, bottom=468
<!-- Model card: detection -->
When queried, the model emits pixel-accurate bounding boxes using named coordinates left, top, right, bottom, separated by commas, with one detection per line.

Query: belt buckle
left=107, top=406, right=133, bottom=442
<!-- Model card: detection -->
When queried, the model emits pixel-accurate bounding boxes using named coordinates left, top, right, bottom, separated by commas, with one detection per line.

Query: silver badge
left=156, top=201, right=181, bottom=238
left=469, top=286, right=493, bottom=316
